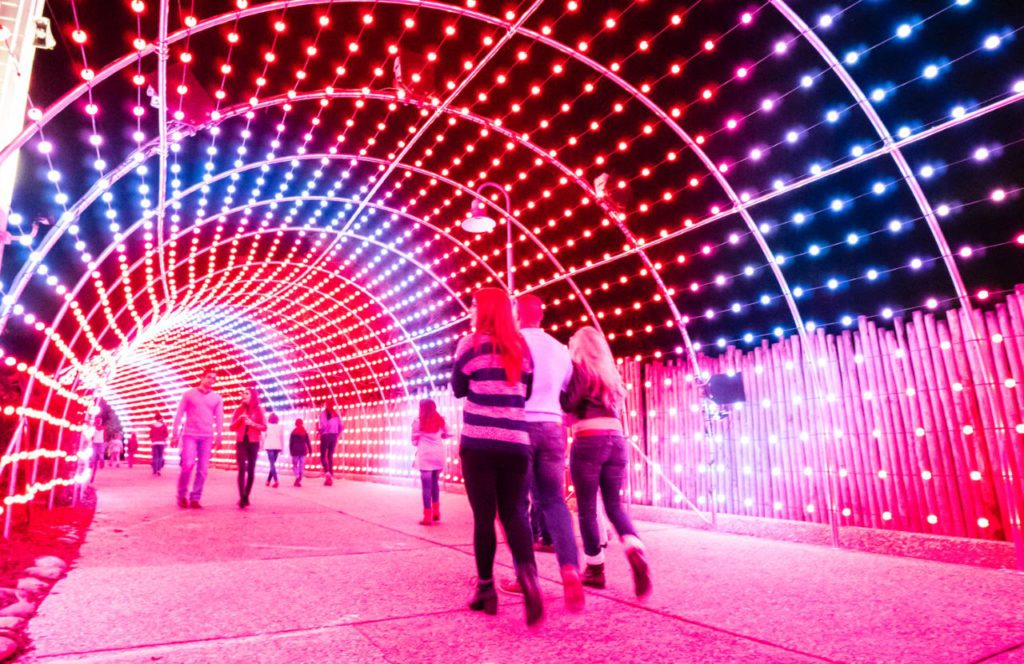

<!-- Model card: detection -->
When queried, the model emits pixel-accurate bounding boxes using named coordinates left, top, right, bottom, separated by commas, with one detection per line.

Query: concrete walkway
left=21, top=467, right=1024, bottom=663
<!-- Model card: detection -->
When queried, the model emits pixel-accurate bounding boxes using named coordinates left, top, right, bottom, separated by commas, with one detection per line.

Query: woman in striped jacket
left=452, top=287, right=543, bottom=627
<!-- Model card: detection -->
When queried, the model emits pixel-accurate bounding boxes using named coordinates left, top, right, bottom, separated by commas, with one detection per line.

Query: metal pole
left=476, top=182, right=514, bottom=293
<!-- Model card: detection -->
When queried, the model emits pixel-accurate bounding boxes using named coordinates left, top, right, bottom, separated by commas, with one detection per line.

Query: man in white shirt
left=171, top=369, right=224, bottom=508
left=509, top=294, right=584, bottom=611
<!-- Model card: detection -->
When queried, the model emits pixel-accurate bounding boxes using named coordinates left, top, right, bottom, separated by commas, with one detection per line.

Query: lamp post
left=461, top=182, right=514, bottom=292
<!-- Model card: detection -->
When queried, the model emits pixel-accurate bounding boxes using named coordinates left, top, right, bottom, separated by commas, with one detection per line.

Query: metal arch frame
left=180, top=155, right=602, bottom=322
left=7, top=234, right=440, bottom=463
left=0, top=0, right=1006, bottom=347
left=160, top=198, right=480, bottom=327
left=770, top=0, right=975, bottom=331
left=125, top=304, right=365, bottom=403
left=0, top=0, right=819, bottom=535
left=772, top=0, right=1024, bottom=566
left=4, top=0, right=1018, bottom=538
left=170, top=224, right=473, bottom=344
left=5, top=190, right=484, bottom=438
left=14, top=264, right=401, bottom=489
left=131, top=291, right=383, bottom=402
left=155, top=0, right=172, bottom=314
left=81, top=254, right=419, bottom=403
left=0, top=0, right=739, bottom=358
left=213, top=90, right=691, bottom=351
left=154, top=268, right=423, bottom=395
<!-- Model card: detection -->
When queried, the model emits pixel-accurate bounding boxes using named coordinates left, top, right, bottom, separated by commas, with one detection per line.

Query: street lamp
left=461, top=182, right=514, bottom=292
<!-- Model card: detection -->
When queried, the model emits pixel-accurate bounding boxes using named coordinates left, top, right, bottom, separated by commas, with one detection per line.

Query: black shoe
left=626, top=548, right=652, bottom=598
left=468, top=581, right=498, bottom=615
left=189, top=500, right=202, bottom=509
left=517, top=564, right=544, bottom=627
left=581, top=563, right=606, bottom=589
left=177, top=496, right=188, bottom=508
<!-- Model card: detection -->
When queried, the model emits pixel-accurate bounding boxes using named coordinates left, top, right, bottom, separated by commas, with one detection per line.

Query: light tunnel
left=1, top=0, right=1024, bottom=558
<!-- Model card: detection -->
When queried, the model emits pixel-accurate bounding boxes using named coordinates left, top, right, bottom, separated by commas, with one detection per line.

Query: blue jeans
left=151, top=444, right=166, bottom=473
left=267, top=450, right=280, bottom=482
left=177, top=435, right=213, bottom=501
left=523, top=422, right=579, bottom=568
left=569, top=433, right=638, bottom=558
left=420, top=470, right=440, bottom=509
left=292, top=455, right=306, bottom=478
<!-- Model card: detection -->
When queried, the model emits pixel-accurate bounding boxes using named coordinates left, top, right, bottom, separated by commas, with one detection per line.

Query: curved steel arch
left=164, top=155, right=602, bottom=321
left=0, top=0, right=767, bottom=359
left=91, top=254, right=423, bottom=400
left=771, top=0, right=974, bottom=330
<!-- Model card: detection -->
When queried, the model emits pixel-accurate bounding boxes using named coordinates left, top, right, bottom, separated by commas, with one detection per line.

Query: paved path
left=20, top=467, right=1024, bottom=663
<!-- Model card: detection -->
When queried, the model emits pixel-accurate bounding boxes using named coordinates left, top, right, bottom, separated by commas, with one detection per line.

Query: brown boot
left=432, top=501, right=441, bottom=521
left=419, top=508, right=433, bottom=526
left=581, top=563, right=606, bottom=589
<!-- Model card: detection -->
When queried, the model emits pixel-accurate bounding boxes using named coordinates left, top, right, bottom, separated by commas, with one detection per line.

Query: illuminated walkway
left=22, top=468, right=1024, bottom=663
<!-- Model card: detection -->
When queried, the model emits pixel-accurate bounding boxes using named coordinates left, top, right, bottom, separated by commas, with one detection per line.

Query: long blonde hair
left=568, top=326, right=625, bottom=414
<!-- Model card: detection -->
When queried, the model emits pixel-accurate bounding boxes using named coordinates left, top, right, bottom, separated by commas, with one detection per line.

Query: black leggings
left=460, top=445, right=536, bottom=581
left=236, top=441, right=259, bottom=500
left=320, top=434, right=338, bottom=475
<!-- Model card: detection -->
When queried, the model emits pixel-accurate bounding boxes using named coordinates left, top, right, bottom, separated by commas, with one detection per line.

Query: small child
left=127, top=432, right=139, bottom=468
left=411, top=399, right=450, bottom=525
left=290, top=419, right=312, bottom=487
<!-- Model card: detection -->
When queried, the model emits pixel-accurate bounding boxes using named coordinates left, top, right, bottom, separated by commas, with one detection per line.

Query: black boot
left=581, top=563, right=606, bottom=589
left=468, top=580, right=498, bottom=615
left=517, top=563, right=544, bottom=627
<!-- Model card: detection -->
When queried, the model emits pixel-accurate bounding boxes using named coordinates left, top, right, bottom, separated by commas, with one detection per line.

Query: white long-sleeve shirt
left=521, top=327, right=572, bottom=423
left=263, top=423, right=285, bottom=451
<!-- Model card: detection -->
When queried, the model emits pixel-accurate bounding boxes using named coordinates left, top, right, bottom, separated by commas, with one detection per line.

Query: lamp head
left=461, top=199, right=497, bottom=234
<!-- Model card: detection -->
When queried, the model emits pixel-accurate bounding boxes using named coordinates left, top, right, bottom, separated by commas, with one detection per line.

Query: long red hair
left=418, top=399, right=445, bottom=433
left=473, top=287, right=526, bottom=385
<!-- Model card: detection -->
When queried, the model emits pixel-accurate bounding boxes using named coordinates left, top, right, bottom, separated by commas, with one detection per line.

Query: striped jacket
left=451, top=333, right=534, bottom=451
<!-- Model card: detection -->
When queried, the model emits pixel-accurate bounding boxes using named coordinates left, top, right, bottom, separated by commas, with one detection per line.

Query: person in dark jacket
left=289, top=419, right=313, bottom=487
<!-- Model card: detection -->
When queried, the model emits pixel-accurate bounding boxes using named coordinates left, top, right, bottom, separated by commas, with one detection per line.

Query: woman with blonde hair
left=451, top=287, right=542, bottom=626
left=563, top=326, right=651, bottom=598
left=230, top=386, right=266, bottom=508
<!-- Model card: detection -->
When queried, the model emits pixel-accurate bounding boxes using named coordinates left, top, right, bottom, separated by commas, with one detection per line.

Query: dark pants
left=420, top=470, right=440, bottom=509
left=522, top=422, right=579, bottom=568
left=151, top=444, right=166, bottom=473
left=267, top=450, right=280, bottom=482
left=460, top=445, right=536, bottom=581
left=236, top=441, right=259, bottom=501
left=569, top=433, right=638, bottom=558
left=320, top=434, right=338, bottom=475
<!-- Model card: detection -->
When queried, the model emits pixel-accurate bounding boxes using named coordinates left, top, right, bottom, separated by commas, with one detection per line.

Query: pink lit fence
left=339, top=290, right=1024, bottom=545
